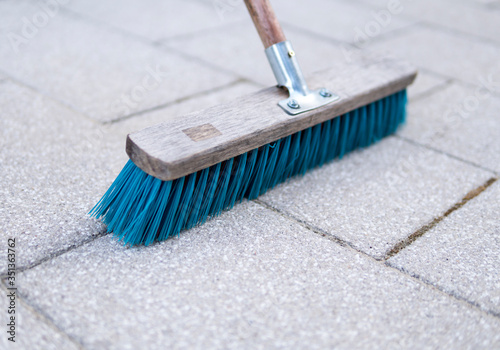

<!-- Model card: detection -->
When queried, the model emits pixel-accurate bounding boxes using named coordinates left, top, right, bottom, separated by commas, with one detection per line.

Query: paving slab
left=259, top=137, right=493, bottom=260
left=111, top=80, right=259, bottom=132
left=163, top=21, right=367, bottom=87
left=406, top=71, right=449, bottom=101
left=400, top=82, right=500, bottom=173
left=0, top=284, right=80, bottom=350
left=163, top=19, right=442, bottom=99
left=355, top=0, right=500, bottom=44
left=388, top=180, right=500, bottom=316
left=65, top=0, right=245, bottom=42
left=193, top=0, right=251, bottom=23
left=368, top=25, right=500, bottom=87
left=0, top=81, right=122, bottom=275
left=0, top=2, right=236, bottom=122
left=17, top=201, right=500, bottom=350
left=0, top=78, right=257, bottom=275
left=271, top=0, right=415, bottom=44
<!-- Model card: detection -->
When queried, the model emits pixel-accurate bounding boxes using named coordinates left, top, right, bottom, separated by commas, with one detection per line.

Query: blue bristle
left=247, top=144, right=269, bottom=199
left=210, top=158, right=233, bottom=217
left=90, top=90, right=407, bottom=245
left=197, top=163, right=220, bottom=225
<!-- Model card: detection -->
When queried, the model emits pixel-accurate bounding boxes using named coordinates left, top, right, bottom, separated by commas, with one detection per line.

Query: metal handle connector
left=265, top=41, right=339, bottom=115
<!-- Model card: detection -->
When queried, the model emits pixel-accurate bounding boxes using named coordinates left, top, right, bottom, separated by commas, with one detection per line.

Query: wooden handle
left=244, top=0, right=286, bottom=48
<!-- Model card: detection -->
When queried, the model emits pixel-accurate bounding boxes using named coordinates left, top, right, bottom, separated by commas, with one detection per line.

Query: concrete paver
left=400, top=82, right=500, bottom=173
left=164, top=20, right=445, bottom=100
left=369, top=25, right=500, bottom=87
left=1, top=0, right=500, bottom=347
left=0, top=285, right=79, bottom=350
left=0, top=2, right=236, bottom=122
left=272, top=0, right=415, bottom=44
left=111, top=80, right=259, bottom=132
left=259, top=137, right=493, bottom=260
left=0, top=79, right=258, bottom=274
left=66, top=0, right=244, bottom=41
left=406, top=71, right=450, bottom=101
left=164, top=21, right=360, bottom=87
left=356, top=0, right=500, bottom=44
left=0, top=80, right=121, bottom=274
left=17, top=202, right=500, bottom=350
left=389, top=181, right=500, bottom=316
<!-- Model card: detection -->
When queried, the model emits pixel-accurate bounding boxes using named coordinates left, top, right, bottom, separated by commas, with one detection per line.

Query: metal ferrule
left=265, top=41, right=339, bottom=115
left=265, top=41, right=310, bottom=96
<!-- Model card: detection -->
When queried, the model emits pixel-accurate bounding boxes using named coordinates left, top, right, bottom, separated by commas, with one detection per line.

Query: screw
left=288, top=50, right=295, bottom=57
left=287, top=99, right=300, bottom=109
left=319, top=88, right=332, bottom=98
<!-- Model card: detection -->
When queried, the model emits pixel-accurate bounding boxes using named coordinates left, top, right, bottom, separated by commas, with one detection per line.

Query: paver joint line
left=253, top=199, right=352, bottom=250
left=384, top=177, right=498, bottom=260
left=385, top=261, right=500, bottom=320
left=397, top=135, right=499, bottom=176
left=0, top=230, right=109, bottom=280
left=2, top=0, right=500, bottom=347
left=421, top=20, right=500, bottom=50
left=103, top=78, right=249, bottom=125
left=256, top=196, right=500, bottom=320
left=0, top=281, right=86, bottom=350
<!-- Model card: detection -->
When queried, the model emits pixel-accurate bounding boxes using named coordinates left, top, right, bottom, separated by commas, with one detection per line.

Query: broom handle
left=244, top=0, right=286, bottom=48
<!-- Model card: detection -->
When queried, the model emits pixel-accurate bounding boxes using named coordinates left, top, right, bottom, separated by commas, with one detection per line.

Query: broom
left=90, top=0, right=416, bottom=246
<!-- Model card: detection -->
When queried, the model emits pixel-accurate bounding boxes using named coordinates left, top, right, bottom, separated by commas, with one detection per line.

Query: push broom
left=90, top=0, right=417, bottom=246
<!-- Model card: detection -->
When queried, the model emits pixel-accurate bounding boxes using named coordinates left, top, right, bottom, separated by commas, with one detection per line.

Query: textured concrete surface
left=260, top=137, right=493, bottom=259
left=389, top=180, right=500, bottom=316
left=400, top=83, right=500, bottom=173
left=406, top=71, right=450, bottom=101
left=0, top=284, right=80, bottom=350
left=66, top=0, right=244, bottom=41
left=356, top=0, right=500, bottom=44
left=369, top=25, right=500, bottom=87
left=1, top=0, right=499, bottom=348
left=0, top=80, right=120, bottom=274
left=0, top=79, right=259, bottom=274
left=0, top=1, right=236, bottom=122
left=163, top=21, right=358, bottom=86
left=111, top=80, right=260, bottom=132
left=17, top=202, right=500, bottom=350
left=272, top=0, right=415, bottom=43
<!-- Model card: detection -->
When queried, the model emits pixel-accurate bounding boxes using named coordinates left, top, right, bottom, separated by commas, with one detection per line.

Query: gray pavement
left=1, top=0, right=499, bottom=348
left=388, top=180, right=500, bottom=317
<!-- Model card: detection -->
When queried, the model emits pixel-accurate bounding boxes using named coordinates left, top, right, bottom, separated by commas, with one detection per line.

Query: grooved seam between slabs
left=0, top=230, right=109, bottom=279
left=0, top=281, right=87, bottom=350
left=254, top=190, right=500, bottom=320
left=384, top=177, right=498, bottom=260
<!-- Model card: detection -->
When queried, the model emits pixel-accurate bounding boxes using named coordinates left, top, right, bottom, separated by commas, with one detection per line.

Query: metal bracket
left=265, top=41, right=340, bottom=115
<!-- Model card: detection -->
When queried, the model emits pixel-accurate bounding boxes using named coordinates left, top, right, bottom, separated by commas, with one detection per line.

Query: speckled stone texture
left=369, top=26, right=500, bottom=87
left=0, top=1, right=236, bottom=122
left=1, top=0, right=500, bottom=347
left=163, top=21, right=357, bottom=86
left=389, top=180, right=500, bottom=316
left=0, top=78, right=262, bottom=274
left=0, top=81, right=120, bottom=274
left=66, top=0, right=245, bottom=41
left=17, top=202, right=500, bottom=350
left=259, top=137, right=493, bottom=259
left=0, top=284, right=80, bottom=350
left=357, top=0, right=500, bottom=44
left=400, top=83, right=500, bottom=173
